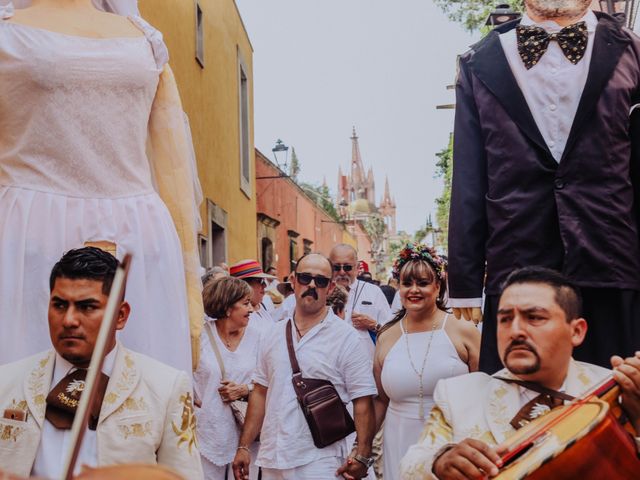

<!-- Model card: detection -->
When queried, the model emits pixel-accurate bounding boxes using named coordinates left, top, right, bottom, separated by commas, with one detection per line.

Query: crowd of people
left=3, top=239, right=640, bottom=480
left=0, top=239, right=490, bottom=480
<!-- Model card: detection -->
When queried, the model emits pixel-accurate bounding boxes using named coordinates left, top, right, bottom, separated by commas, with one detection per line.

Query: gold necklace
left=217, top=324, right=242, bottom=348
left=403, top=314, right=440, bottom=420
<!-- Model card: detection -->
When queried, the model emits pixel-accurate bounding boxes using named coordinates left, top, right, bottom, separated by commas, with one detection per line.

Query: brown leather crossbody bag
left=285, top=319, right=355, bottom=448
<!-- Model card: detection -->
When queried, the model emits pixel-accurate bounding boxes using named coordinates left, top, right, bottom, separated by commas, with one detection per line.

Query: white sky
left=236, top=0, right=480, bottom=234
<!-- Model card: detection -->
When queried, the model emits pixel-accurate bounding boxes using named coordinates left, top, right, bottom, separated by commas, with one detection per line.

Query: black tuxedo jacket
left=448, top=12, right=640, bottom=298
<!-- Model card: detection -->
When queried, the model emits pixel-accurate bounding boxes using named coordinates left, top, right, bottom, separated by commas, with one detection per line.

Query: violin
left=495, top=378, right=640, bottom=479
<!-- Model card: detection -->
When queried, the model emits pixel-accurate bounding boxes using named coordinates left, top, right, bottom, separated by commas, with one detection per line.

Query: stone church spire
left=379, top=175, right=397, bottom=235
left=350, top=127, right=366, bottom=193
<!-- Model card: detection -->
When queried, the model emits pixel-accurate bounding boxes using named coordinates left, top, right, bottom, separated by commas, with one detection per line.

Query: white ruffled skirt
left=0, top=185, right=191, bottom=373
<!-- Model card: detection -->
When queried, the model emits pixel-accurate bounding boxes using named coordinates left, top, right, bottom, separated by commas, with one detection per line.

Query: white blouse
left=193, top=320, right=263, bottom=466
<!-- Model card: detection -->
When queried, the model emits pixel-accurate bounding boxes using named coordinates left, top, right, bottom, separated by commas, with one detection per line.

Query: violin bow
left=60, top=254, right=132, bottom=480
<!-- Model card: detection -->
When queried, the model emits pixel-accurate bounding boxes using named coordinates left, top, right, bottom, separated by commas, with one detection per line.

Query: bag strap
left=494, top=376, right=575, bottom=402
left=204, top=322, right=227, bottom=380
left=285, top=320, right=301, bottom=375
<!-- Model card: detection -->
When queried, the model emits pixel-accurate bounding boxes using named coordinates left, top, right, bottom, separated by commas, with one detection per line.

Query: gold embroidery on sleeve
left=403, top=406, right=454, bottom=479
left=419, top=406, right=454, bottom=446
left=171, top=392, right=197, bottom=454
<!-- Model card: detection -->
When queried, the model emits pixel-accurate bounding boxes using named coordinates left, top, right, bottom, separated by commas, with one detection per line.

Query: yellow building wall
left=342, top=230, right=358, bottom=249
left=139, top=0, right=257, bottom=265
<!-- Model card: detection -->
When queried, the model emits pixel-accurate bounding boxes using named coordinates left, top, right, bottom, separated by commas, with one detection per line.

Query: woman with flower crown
left=373, top=243, right=480, bottom=479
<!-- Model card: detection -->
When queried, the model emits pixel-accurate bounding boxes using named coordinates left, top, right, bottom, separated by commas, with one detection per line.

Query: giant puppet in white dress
left=0, top=0, right=203, bottom=372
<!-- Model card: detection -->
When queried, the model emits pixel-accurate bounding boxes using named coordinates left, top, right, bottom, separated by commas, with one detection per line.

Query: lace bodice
left=0, top=5, right=169, bottom=198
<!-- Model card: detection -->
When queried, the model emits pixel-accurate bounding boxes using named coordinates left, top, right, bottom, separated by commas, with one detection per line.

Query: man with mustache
left=330, top=244, right=391, bottom=357
left=400, top=267, right=640, bottom=479
left=0, top=247, right=204, bottom=479
left=233, top=253, right=377, bottom=480
left=448, top=0, right=640, bottom=374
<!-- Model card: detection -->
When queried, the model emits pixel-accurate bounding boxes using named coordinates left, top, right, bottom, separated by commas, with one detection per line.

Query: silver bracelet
left=237, top=445, right=251, bottom=454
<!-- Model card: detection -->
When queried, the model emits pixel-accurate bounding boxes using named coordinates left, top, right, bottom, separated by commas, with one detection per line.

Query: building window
left=303, top=239, right=313, bottom=255
left=195, top=2, right=204, bottom=68
left=288, top=230, right=300, bottom=273
left=198, top=234, right=208, bottom=268
left=238, top=51, right=251, bottom=197
left=207, top=200, right=228, bottom=267
left=257, top=213, right=280, bottom=272
left=261, top=237, right=274, bottom=271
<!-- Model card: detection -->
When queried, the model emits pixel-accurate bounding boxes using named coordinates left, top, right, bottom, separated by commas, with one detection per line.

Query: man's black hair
left=358, top=272, right=373, bottom=283
left=49, top=247, right=119, bottom=295
left=500, top=266, right=582, bottom=321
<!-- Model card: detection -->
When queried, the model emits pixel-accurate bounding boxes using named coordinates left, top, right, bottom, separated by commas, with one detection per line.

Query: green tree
left=289, top=147, right=300, bottom=181
left=434, top=134, right=453, bottom=249
left=364, top=214, right=386, bottom=240
left=434, top=0, right=524, bottom=32
left=385, top=232, right=414, bottom=274
left=414, top=228, right=427, bottom=244
left=299, top=182, right=342, bottom=222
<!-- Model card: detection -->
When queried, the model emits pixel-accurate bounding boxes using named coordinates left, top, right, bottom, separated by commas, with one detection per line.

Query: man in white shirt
left=330, top=244, right=392, bottom=356
left=0, top=247, right=203, bottom=479
left=230, top=259, right=276, bottom=327
left=232, top=253, right=377, bottom=480
left=400, top=267, right=640, bottom=479
left=448, top=0, right=640, bottom=373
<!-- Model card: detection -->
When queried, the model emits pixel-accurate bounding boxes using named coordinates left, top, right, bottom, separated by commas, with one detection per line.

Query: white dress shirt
left=449, top=10, right=598, bottom=309
left=345, top=279, right=393, bottom=356
left=270, top=294, right=296, bottom=323
left=250, top=303, right=275, bottom=329
left=31, top=345, right=118, bottom=478
left=252, top=309, right=377, bottom=470
left=499, top=10, right=597, bottom=162
left=262, top=294, right=276, bottom=313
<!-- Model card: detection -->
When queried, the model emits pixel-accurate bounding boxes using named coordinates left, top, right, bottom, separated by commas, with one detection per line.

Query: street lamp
left=257, top=139, right=290, bottom=180
left=485, top=4, right=521, bottom=27
left=272, top=139, right=289, bottom=171
left=598, top=0, right=637, bottom=27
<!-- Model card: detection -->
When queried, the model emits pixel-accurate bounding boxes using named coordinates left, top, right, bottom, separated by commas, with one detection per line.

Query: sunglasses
left=246, top=278, right=267, bottom=287
left=333, top=263, right=354, bottom=272
left=296, top=272, right=331, bottom=288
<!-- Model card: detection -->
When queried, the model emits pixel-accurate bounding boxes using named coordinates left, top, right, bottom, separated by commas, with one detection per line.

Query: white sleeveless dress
left=0, top=4, right=191, bottom=372
left=380, top=315, right=468, bottom=479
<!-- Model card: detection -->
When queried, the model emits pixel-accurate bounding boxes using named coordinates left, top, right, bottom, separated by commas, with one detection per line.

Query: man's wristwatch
left=352, top=453, right=374, bottom=469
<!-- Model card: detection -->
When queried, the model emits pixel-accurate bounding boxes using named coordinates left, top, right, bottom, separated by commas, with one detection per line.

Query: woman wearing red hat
left=229, top=259, right=277, bottom=329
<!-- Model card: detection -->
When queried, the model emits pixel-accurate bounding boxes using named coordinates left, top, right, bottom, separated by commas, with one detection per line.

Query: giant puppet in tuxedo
left=448, top=0, right=640, bottom=372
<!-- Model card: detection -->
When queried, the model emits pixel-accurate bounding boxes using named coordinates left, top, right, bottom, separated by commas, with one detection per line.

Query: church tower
left=348, top=127, right=375, bottom=209
left=379, top=176, right=397, bottom=236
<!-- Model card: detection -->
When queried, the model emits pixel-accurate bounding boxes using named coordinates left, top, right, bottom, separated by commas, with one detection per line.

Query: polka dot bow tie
left=516, top=21, right=588, bottom=70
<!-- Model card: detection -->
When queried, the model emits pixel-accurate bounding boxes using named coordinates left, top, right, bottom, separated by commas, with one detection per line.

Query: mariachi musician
left=448, top=0, right=640, bottom=374
left=0, top=248, right=203, bottom=479
left=400, top=267, right=640, bottom=479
